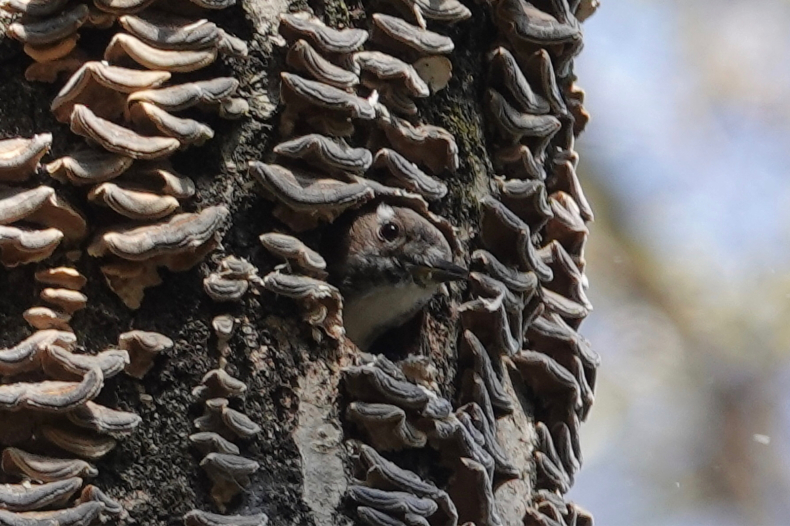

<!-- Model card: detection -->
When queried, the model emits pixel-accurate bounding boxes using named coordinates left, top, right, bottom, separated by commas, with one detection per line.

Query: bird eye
left=379, top=222, right=400, bottom=241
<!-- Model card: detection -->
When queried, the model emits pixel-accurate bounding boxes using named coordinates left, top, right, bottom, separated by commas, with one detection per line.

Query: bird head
left=325, top=202, right=467, bottom=350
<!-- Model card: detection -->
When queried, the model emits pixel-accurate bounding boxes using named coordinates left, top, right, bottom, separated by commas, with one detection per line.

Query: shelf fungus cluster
left=344, top=354, right=531, bottom=525
left=0, top=134, right=87, bottom=267
left=0, top=2, right=248, bottom=307
left=258, top=233, right=343, bottom=343
left=0, top=326, right=151, bottom=524
left=350, top=443, right=459, bottom=526
left=23, top=266, right=88, bottom=332
left=3, top=2, right=94, bottom=83
left=251, top=8, right=464, bottom=222
left=202, top=236, right=345, bottom=343
left=185, top=318, right=268, bottom=524
left=2, top=0, right=249, bottom=81
left=242, top=8, right=463, bottom=346
left=445, top=0, right=599, bottom=523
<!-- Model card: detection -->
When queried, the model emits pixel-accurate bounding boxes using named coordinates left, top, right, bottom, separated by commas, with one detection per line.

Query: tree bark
left=0, top=1, right=597, bottom=525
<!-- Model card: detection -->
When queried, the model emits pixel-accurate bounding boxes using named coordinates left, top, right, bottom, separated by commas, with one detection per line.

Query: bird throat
left=343, top=281, right=438, bottom=351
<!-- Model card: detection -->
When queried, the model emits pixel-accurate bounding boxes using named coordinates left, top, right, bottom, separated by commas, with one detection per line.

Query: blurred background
left=570, top=1, right=790, bottom=525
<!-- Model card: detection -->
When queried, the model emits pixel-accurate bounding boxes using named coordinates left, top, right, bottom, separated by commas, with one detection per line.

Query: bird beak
left=408, top=259, right=468, bottom=284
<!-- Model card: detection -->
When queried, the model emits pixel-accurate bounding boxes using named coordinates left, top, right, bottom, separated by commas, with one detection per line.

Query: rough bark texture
left=0, top=1, right=596, bottom=525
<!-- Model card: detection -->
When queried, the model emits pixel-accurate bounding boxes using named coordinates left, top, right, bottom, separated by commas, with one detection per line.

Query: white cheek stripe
left=377, top=203, right=396, bottom=222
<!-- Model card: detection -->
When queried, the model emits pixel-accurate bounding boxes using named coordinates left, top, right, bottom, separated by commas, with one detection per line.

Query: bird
left=325, top=202, right=467, bottom=351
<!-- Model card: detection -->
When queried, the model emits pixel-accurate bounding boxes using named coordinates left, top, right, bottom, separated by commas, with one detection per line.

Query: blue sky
left=577, top=0, right=790, bottom=280
left=568, top=2, right=790, bottom=525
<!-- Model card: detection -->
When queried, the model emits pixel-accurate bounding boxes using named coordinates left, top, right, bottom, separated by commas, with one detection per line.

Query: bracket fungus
left=371, top=148, right=448, bottom=201
left=200, top=452, right=260, bottom=509
left=0, top=2, right=585, bottom=524
left=480, top=196, right=552, bottom=281
left=545, top=192, right=589, bottom=261
left=280, top=72, right=377, bottom=124
left=486, top=88, right=561, bottom=146
left=39, top=422, right=117, bottom=460
left=184, top=509, right=269, bottom=526
left=353, top=444, right=458, bottom=526
left=0, top=330, right=76, bottom=375
left=286, top=39, right=360, bottom=90
left=459, top=330, right=513, bottom=415
left=492, top=177, right=553, bottom=230
left=45, top=147, right=135, bottom=186
left=249, top=161, right=375, bottom=228
left=344, top=358, right=452, bottom=419
left=51, top=61, right=171, bottom=123
left=105, top=33, right=218, bottom=73
left=203, top=256, right=259, bottom=303
left=261, top=272, right=344, bottom=342
left=22, top=307, right=72, bottom=331
left=189, top=432, right=240, bottom=457
left=348, top=485, right=438, bottom=521
left=124, top=164, right=196, bottom=199
left=127, top=77, right=242, bottom=113
left=88, top=181, right=181, bottom=220
left=0, top=134, right=52, bottom=183
left=348, top=51, right=430, bottom=99
left=1, top=447, right=98, bottom=483
left=550, top=158, right=593, bottom=222
left=371, top=14, right=454, bottom=57
left=533, top=421, right=574, bottom=493
left=128, top=102, right=212, bottom=141
left=0, top=185, right=87, bottom=243
left=2, top=2, right=93, bottom=82
left=273, top=134, right=372, bottom=176
left=0, top=1, right=248, bottom=522
left=346, top=402, right=428, bottom=451
left=487, top=47, right=551, bottom=116
left=6, top=4, right=89, bottom=46
left=118, top=330, right=173, bottom=379
left=376, top=112, right=459, bottom=174
left=212, top=315, right=236, bottom=356
left=91, top=0, right=157, bottom=14
left=38, top=288, right=88, bottom=315
left=447, top=457, right=502, bottom=526
left=0, top=477, right=83, bottom=512
left=493, top=144, right=546, bottom=181
left=88, top=206, right=228, bottom=308
left=192, top=369, right=247, bottom=400
left=204, top=273, right=250, bottom=303
left=41, top=345, right=129, bottom=381
left=0, top=329, right=142, bottom=524
left=67, top=401, right=142, bottom=435
left=118, top=11, right=247, bottom=58
left=187, top=346, right=263, bottom=514
left=384, top=0, right=471, bottom=28
left=0, top=0, right=69, bottom=17
left=259, top=233, right=328, bottom=279
left=194, top=398, right=261, bottom=440
left=523, top=493, right=593, bottom=526
left=279, top=12, right=369, bottom=54
left=0, top=226, right=63, bottom=267
left=70, top=104, right=180, bottom=161
left=538, top=241, right=592, bottom=318
left=459, top=402, right=518, bottom=478
left=0, top=366, right=103, bottom=413
left=471, top=249, right=538, bottom=295
left=0, top=500, right=105, bottom=525
left=458, top=275, right=524, bottom=358
left=493, top=0, right=581, bottom=47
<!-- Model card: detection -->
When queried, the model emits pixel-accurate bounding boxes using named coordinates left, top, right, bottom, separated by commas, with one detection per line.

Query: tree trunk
left=0, top=1, right=598, bottom=525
